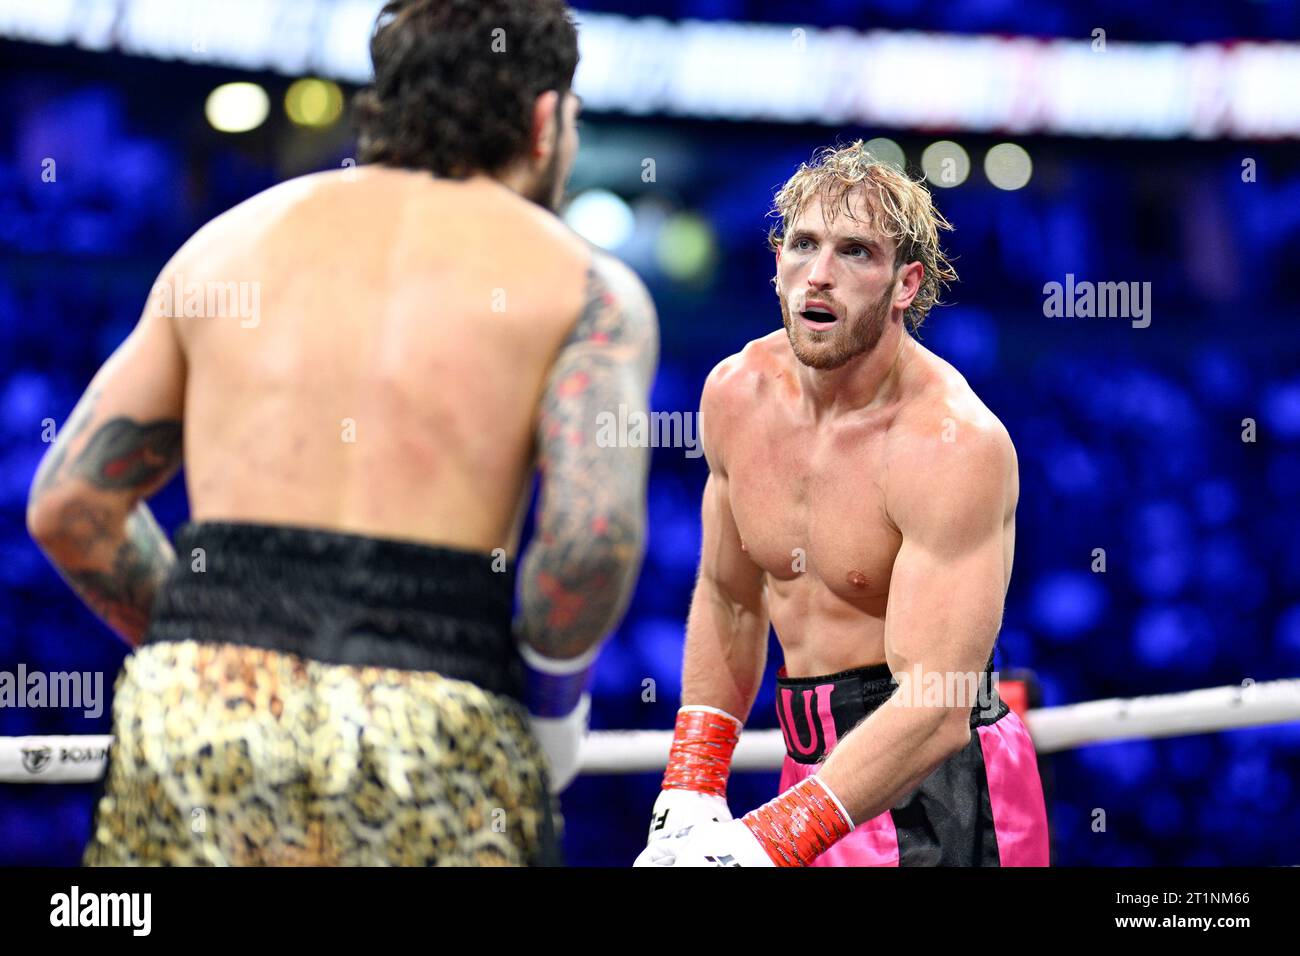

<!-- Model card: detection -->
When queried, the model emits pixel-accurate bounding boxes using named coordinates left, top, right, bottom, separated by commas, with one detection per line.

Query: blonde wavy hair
left=767, top=141, right=957, bottom=332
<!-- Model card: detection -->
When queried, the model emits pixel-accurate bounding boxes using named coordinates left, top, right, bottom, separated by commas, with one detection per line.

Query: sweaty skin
left=28, top=163, right=658, bottom=657
left=682, top=189, right=1018, bottom=826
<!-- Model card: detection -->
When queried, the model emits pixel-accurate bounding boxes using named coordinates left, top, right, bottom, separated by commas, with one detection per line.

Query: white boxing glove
left=667, top=777, right=855, bottom=868
left=633, top=705, right=744, bottom=866
left=633, top=788, right=733, bottom=867
left=519, top=642, right=599, bottom=794
left=527, top=691, right=590, bottom=793
left=659, top=818, right=775, bottom=867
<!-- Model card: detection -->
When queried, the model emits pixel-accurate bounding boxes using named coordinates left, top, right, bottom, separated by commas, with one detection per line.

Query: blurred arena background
left=2, top=0, right=1299, bottom=866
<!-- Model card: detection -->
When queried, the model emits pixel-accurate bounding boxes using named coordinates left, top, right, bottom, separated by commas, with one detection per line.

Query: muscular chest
left=726, top=417, right=900, bottom=601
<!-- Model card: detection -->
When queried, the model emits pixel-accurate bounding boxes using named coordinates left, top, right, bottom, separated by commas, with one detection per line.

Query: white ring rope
left=2, top=679, right=1298, bottom=783
left=583, top=678, right=1300, bottom=773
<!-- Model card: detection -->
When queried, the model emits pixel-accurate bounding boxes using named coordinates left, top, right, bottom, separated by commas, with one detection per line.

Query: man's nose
left=806, top=248, right=835, bottom=290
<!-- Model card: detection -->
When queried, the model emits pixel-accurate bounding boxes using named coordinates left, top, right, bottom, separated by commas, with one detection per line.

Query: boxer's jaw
left=781, top=283, right=893, bottom=371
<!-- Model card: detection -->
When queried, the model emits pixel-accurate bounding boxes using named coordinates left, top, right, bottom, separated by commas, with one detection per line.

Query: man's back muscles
left=175, top=168, right=592, bottom=554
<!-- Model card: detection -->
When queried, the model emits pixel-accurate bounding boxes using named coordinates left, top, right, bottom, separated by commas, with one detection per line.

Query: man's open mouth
left=800, top=305, right=838, bottom=329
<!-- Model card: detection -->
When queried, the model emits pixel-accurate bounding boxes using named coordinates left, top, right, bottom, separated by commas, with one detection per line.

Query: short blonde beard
left=780, top=278, right=895, bottom=371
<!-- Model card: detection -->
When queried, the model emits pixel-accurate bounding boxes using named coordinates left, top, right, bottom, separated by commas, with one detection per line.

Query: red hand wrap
left=661, top=707, right=741, bottom=797
left=741, top=777, right=853, bottom=867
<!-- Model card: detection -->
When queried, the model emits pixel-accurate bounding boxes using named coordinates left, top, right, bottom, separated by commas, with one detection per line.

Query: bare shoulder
left=567, top=247, right=658, bottom=381
left=458, top=172, right=593, bottom=266
left=703, top=331, right=787, bottom=407
left=166, top=173, right=325, bottom=271
left=893, top=343, right=1014, bottom=458
left=699, top=331, right=788, bottom=463
left=886, top=343, right=1018, bottom=527
left=585, top=246, right=656, bottom=322
left=519, top=196, right=594, bottom=262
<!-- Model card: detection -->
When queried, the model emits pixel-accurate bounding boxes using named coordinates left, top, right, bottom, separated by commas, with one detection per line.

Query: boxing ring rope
left=3, top=678, right=1299, bottom=783
left=583, top=678, right=1300, bottom=772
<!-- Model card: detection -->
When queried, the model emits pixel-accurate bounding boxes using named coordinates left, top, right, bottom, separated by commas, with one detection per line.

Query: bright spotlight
left=920, top=141, right=970, bottom=188
left=285, top=78, right=344, bottom=128
left=563, top=189, right=636, bottom=250
left=655, top=213, right=715, bottom=282
left=205, top=82, right=270, bottom=133
left=864, top=137, right=906, bottom=171
left=984, top=143, right=1033, bottom=190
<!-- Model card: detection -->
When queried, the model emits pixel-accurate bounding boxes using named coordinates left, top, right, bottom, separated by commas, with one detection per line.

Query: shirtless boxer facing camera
left=637, top=142, right=1049, bottom=867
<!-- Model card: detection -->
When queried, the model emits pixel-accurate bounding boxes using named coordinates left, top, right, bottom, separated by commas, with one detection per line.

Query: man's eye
left=848, top=246, right=869, bottom=258
left=794, top=238, right=813, bottom=251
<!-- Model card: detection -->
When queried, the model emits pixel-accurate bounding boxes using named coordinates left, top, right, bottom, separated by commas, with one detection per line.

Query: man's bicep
left=30, top=308, right=185, bottom=513
left=883, top=432, right=1014, bottom=688
left=884, top=532, right=1006, bottom=676
left=534, top=255, right=657, bottom=534
left=698, top=471, right=765, bottom=613
left=518, top=256, right=658, bottom=656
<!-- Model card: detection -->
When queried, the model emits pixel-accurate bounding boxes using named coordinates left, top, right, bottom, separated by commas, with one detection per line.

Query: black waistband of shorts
left=774, top=655, right=1007, bottom=764
left=144, top=521, right=523, bottom=702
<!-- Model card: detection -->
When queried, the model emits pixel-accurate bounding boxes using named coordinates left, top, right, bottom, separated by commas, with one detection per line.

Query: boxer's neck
left=795, top=320, right=912, bottom=419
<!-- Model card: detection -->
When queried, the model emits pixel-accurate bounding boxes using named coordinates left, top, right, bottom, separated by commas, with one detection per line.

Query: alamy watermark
left=595, top=404, right=702, bottom=459
left=50, top=886, right=151, bottom=936
left=889, top=664, right=1004, bottom=720
left=0, top=665, right=103, bottom=718
left=1043, top=273, right=1151, bottom=328
left=150, top=273, right=261, bottom=328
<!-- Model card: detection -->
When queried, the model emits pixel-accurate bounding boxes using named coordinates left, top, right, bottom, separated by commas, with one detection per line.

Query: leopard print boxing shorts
left=82, top=521, right=559, bottom=867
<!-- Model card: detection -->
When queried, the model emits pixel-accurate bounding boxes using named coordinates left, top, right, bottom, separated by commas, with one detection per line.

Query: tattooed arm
left=26, top=302, right=185, bottom=647
left=518, top=250, right=659, bottom=661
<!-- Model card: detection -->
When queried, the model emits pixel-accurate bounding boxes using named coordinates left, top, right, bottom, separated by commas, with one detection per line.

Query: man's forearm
left=817, top=698, right=969, bottom=825
left=28, top=392, right=182, bottom=647
left=518, top=520, right=644, bottom=660
left=38, top=502, right=175, bottom=646
left=681, top=584, right=767, bottom=722
left=28, top=399, right=182, bottom=646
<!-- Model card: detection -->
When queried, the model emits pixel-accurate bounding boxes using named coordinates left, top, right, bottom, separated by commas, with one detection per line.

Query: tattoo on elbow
left=71, top=418, right=182, bottom=490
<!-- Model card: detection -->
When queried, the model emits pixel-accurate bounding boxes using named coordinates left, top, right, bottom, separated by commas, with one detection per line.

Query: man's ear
left=773, top=247, right=782, bottom=294
left=894, top=261, right=923, bottom=311
left=529, top=90, right=561, bottom=162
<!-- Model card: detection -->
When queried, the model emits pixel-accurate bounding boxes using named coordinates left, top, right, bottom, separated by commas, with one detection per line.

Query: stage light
left=655, top=213, right=715, bottom=282
left=285, top=78, right=344, bottom=128
left=563, top=189, right=635, bottom=250
left=864, top=138, right=906, bottom=171
left=205, top=82, right=270, bottom=133
left=985, top=143, right=1033, bottom=190
left=920, top=141, right=969, bottom=188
